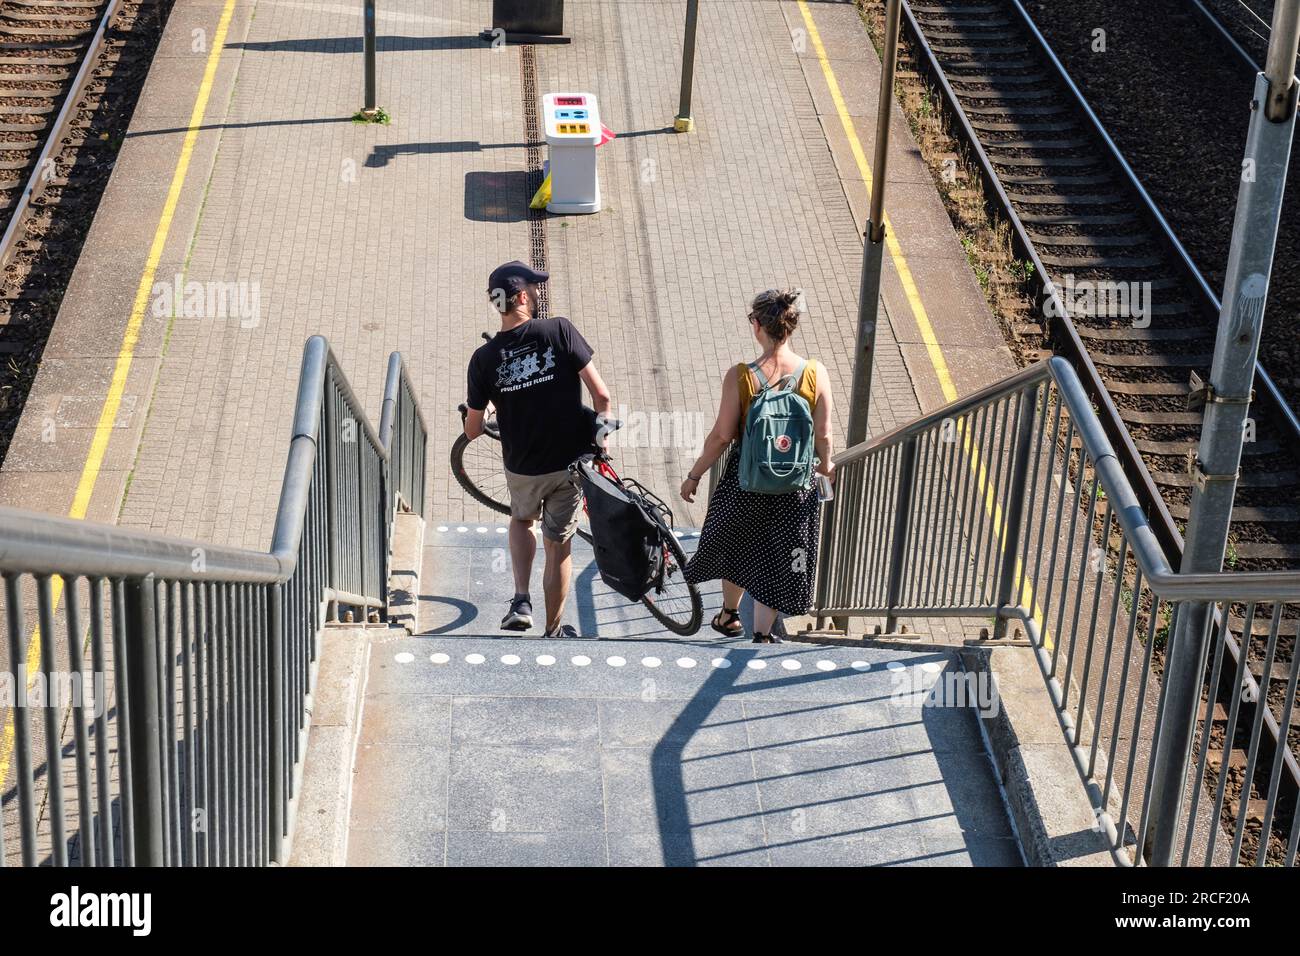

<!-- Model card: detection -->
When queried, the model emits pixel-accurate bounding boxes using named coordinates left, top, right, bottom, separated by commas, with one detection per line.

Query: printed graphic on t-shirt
left=494, top=343, right=556, bottom=392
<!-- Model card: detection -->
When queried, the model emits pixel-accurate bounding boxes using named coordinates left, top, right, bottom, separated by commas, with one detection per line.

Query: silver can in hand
left=815, top=473, right=834, bottom=502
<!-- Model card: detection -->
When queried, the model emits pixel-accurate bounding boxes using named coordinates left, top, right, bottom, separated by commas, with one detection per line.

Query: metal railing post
left=355, top=422, right=368, bottom=601
left=124, top=574, right=165, bottom=866
left=992, top=391, right=1037, bottom=639
left=324, top=383, right=339, bottom=608
left=883, top=434, right=919, bottom=633
left=266, top=584, right=284, bottom=863
left=812, top=492, right=838, bottom=630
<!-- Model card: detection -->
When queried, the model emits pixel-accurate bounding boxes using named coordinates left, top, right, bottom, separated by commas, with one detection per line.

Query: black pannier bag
left=572, top=458, right=664, bottom=601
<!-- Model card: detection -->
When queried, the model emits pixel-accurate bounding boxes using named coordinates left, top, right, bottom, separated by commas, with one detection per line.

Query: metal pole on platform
left=362, top=0, right=378, bottom=115
left=845, top=0, right=902, bottom=448
left=674, top=0, right=700, bottom=132
left=1145, top=0, right=1300, bottom=866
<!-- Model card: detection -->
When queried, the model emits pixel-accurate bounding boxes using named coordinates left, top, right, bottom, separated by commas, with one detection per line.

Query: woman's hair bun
left=751, top=287, right=804, bottom=342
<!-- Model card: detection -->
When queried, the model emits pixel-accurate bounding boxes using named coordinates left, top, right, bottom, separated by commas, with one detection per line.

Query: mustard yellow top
left=736, top=360, right=818, bottom=426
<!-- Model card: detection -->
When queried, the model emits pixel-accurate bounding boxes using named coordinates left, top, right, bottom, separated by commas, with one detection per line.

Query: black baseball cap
left=488, top=260, right=549, bottom=299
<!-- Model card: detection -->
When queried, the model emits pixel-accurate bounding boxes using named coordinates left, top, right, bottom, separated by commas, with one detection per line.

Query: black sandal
left=711, top=607, right=743, bottom=637
left=751, top=632, right=784, bottom=645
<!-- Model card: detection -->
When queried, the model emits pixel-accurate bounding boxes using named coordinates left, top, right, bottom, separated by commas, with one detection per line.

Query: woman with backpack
left=680, top=288, right=835, bottom=643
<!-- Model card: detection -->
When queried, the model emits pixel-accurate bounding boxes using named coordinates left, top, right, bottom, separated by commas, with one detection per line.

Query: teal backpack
left=738, top=360, right=816, bottom=494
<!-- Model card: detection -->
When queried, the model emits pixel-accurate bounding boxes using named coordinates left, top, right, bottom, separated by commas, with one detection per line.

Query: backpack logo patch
left=773, top=434, right=792, bottom=453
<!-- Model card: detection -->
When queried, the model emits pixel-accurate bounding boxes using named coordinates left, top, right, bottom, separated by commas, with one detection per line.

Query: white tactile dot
left=536, top=654, right=556, bottom=666
left=676, top=657, right=696, bottom=668
left=746, top=659, right=767, bottom=670
left=922, top=662, right=943, bottom=674
left=394, top=652, right=414, bottom=664
left=436, top=525, right=449, bottom=533
left=606, top=656, right=627, bottom=667
left=711, top=658, right=732, bottom=668
left=641, top=657, right=662, bottom=668
left=456, top=526, right=468, bottom=533
left=429, top=653, right=450, bottom=665
left=850, top=660, right=870, bottom=671
left=886, top=661, right=906, bottom=672
left=476, top=527, right=488, bottom=533
left=496, top=527, right=507, bottom=534
left=465, top=653, right=486, bottom=665
left=571, top=655, right=592, bottom=667
left=501, top=654, right=521, bottom=665
left=781, top=659, right=801, bottom=670
left=816, top=660, right=836, bottom=671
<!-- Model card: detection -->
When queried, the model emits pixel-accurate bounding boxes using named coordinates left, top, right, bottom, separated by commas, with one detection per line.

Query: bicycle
left=452, top=398, right=703, bottom=636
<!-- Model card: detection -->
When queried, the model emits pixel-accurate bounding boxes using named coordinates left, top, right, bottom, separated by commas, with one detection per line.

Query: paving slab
left=349, top=629, right=1020, bottom=867
left=345, top=514, right=1022, bottom=867
left=1, top=0, right=1009, bottom=539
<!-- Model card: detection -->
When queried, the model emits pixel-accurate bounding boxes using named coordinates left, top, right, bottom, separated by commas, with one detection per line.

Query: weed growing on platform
left=352, top=107, right=392, bottom=125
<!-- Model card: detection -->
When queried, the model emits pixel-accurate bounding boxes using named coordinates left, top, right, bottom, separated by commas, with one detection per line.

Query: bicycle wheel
left=640, top=525, right=703, bottom=636
left=450, top=432, right=511, bottom=515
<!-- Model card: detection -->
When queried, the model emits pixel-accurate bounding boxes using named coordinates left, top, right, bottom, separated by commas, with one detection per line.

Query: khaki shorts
left=504, top=467, right=583, bottom=542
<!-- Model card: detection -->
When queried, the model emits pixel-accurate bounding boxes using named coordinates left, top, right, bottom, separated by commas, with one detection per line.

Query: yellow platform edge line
left=795, top=0, right=1051, bottom=642
left=0, top=0, right=240, bottom=792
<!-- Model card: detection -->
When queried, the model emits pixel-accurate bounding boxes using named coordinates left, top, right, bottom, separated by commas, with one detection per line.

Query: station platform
left=0, top=0, right=1012, bottom=545
left=339, top=528, right=1021, bottom=866
left=0, top=0, right=1032, bottom=865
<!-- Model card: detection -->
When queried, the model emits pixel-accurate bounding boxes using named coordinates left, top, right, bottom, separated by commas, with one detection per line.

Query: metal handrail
left=829, top=359, right=1300, bottom=602
left=817, top=356, right=1298, bottom=865
left=0, top=337, right=392, bottom=587
left=0, top=336, right=426, bottom=868
left=378, top=350, right=429, bottom=517
left=0, top=508, right=283, bottom=582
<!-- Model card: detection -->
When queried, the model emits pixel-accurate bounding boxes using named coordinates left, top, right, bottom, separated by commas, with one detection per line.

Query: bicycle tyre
left=450, top=432, right=511, bottom=515
left=639, top=525, right=703, bottom=636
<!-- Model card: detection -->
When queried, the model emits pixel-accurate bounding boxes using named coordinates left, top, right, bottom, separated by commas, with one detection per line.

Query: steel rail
left=1189, top=0, right=1268, bottom=72
left=897, top=0, right=1184, bottom=563
left=1185, top=1, right=1300, bottom=438
left=0, top=0, right=125, bottom=273
left=1005, top=0, right=1300, bottom=456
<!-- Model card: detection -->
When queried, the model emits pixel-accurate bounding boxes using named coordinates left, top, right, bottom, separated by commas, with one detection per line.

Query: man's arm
left=579, top=362, right=612, bottom=416
left=465, top=356, right=488, bottom=439
left=464, top=405, right=486, bottom=440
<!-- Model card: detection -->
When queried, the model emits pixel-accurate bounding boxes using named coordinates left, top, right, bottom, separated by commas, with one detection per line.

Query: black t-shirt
left=466, top=316, right=595, bottom=475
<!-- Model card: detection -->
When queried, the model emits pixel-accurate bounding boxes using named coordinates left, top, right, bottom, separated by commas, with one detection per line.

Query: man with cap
left=464, top=261, right=613, bottom=637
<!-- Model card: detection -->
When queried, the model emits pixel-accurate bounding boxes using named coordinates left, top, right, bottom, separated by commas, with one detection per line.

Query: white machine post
left=542, top=92, right=602, bottom=214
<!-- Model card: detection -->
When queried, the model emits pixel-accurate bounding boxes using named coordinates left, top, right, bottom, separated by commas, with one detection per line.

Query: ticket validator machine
left=541, top=92, right=602, bottom=214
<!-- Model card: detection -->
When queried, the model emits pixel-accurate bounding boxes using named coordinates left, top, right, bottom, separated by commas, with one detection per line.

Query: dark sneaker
left=543, top=624, right=579, bottom=639
left=501, top=595, right=533, bottom=631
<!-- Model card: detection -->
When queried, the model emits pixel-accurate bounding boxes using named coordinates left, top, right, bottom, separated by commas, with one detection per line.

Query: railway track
left=1193, top=0, right=1276, bottom=69
left=885, top=0, right=1300, bottom=864
left=0, top=0, right=167, bottom=463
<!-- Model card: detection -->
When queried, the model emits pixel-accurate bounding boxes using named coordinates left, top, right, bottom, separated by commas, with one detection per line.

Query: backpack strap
left=779, top=359, right=809, bottom=392
left=749, top=359, right=808, bottom=393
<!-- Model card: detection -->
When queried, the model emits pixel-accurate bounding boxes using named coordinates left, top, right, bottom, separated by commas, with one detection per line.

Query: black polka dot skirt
left=685, top=449, right=821, bottom=616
